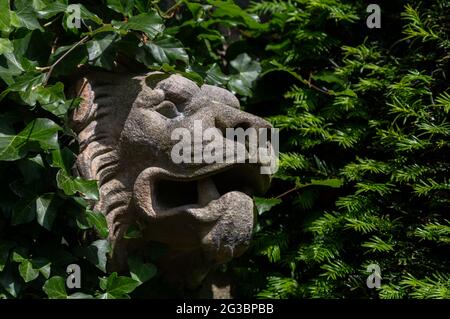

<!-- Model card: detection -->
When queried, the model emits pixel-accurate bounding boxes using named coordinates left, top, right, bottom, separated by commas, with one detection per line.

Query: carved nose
left=213, top=104, right=272, bottom=134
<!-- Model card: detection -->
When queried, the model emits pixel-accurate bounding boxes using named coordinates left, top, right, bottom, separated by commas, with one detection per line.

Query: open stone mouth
left=151, top=165, right=268, bottom=219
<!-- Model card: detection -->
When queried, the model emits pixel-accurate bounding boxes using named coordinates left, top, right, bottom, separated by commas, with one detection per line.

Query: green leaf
left=11, top=198, right=36, bottom=225
left=41, top=3, right=101, bottom=24
left=208, top=0, right=266, bottom=30
left=36, top=2, right=67, bottom=19
left=230, top=53, right=261, bottom=83
left=85, top=239, right=110, bottom=272
left=99, top=275, right=108, bottom=291
left=228, top=53, right=261, bottom=96
left=87, top=33, right=119, bottom=70
left=50, top=147, right=75, bottom=171
left=35, top=83, right=71, bottom=117
left=85, top=210, right=108, bottom=238
left=146, top=36, right=189, bottom=65
left=128, top=257, right=157, bottom=284
left=127, top=12, right=164, bottom=39
left=78, top=4, right=103, bottom=25
left=8, top=73, right=46, bottom=105
left=101, top=272, right=139, bottom=298
left=36, top=193, right=58, bottom=230
left=0, top=118, right=61, bottom=161
left=254, top=197, right=282, bottom=215
left=0, top=52, right=25, bottom=85
left=107, top=0, right=134, bottom=16
left=0, top=0, right=11, bottom=33
left=14, top=5, right=43, bottom=31
left=0, top=241, right=14, bottom=272
left=0, top=39, right=13, bottom=55
left=18, top=259, right=39, bottom=283
left=18, top=154, right=45, bottom=184
left=56, top=170, right=99, bottom=200
left=43, top=276, right=67, bottom=299
left=97, top=292, right=119, bottom=299
left=32, top=258, right=51, bottom=279
left=0, top=267, right=22, bottom=297
left=68, top=292, right=94, bottom=299
left=12, top=250, right=26, bottom=263
left=205, top=63, right=230, bottom=86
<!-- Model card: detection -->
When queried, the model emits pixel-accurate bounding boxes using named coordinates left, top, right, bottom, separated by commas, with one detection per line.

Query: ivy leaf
left=13, top=5, right=43, bottom=31
left=0, top=118, right=61, bottom=161
left=228, top=53, right=261, bottom=96
left=40, top=3, right=102, bottom=24
left=205, top=63, right=230, bottom=86
left=50, top=147, right=75, bottom=171
left=68, top=292, right=94, bottom=299
left=36, top=193, right=58, bottom=230
left=36, top=2, right=68, bottom=19
left=254, top=197, right=282, bottom=215
left=108, top=277, right=139, bottom=296
left=32, top=258, right=51, bottom=279
left=208, top=0, right=266, bottom=30
left=56, top=170, right=99, bottom=201
left=43, top=276, right=67, bottom=299
left=0, top=267, right=22, bottom=297
left=107, top=0, right=134, bottom=16
left=100, top=272, right=139, bottom=298
left=35, top=83, right=71, bottom=117
left=0, top=39, right=13, bottom=55
left=127, top=12, right=164, bottom=39
left=128, top=257, right=157, bottom=284
left=97, top=292, right=117, bottom=299
left=99, top=275, right=108, bottom=291
left=85, top=210, right=108, bottom=238
left=18, top=154, right=45, bottom=184
left=18, top=259, right=40, bottom=283
left=11, top=198, right=36, bottom=225
left=0, top=0, right=11, bottom=33
left=0, top=52, right=25, bottom=85
left=78, top=5, right=103, bottom=25
left=87, top=33, right=119, bottom=70
left=146, top=36, right=189, bottom=65
left=8, top=73, right=46, bottom=106
left=12, top=250, right=27, bottom=263
left=85, top=239, right=110, bottom=272
left=0, top=241, right=14, bottom=272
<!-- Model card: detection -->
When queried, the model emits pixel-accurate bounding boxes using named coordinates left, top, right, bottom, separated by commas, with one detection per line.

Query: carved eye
left=154, top=101, right=180, bottom=119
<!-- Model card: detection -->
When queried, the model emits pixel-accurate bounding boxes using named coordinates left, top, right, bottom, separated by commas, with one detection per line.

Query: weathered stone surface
left=70, top=72, right=272, bottom=294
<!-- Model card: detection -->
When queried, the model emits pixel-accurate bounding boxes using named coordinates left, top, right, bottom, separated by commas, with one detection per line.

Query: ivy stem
left=275, top=187, right=299, bottom=199
left=164, top=1, right=183, bottom=18
left=42, top=35, right=90, bottom=86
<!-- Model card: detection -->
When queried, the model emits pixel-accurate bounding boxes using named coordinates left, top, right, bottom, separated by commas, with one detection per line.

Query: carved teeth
left=197, top=177, right=220, bottom=206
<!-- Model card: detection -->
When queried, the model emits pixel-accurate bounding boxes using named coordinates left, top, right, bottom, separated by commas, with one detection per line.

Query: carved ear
left=200, top=84, right=240, bottom=109
left=70, top=78, right=97, bottom=133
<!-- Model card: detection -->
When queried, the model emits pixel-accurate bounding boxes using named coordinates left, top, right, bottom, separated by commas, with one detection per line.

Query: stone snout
left=170, top=119, right=280, bottom=175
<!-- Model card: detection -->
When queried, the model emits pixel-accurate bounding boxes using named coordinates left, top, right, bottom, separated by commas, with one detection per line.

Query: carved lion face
left=71, top=72, right=272, bottom=287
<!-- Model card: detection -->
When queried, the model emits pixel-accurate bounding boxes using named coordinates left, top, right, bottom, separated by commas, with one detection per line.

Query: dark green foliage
left=231, top=0, right=450, bottom=299
left=0, top=0, right=449, bottom=299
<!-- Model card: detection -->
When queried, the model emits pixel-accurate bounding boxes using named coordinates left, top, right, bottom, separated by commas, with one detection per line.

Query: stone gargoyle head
left=70, top=72, right=274, bottom=289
